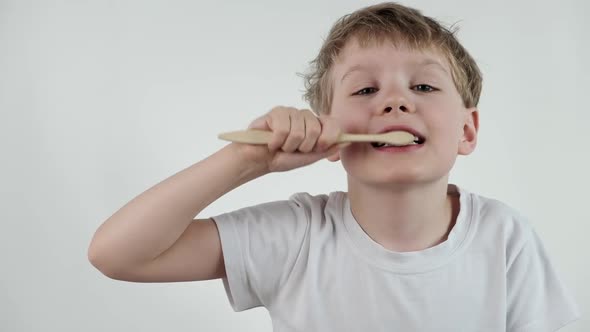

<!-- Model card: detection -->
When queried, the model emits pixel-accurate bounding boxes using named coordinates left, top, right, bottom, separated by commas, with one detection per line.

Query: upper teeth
left=375, top=141, right=418, bottom=147
left=372, top=135, right=422, bottom=147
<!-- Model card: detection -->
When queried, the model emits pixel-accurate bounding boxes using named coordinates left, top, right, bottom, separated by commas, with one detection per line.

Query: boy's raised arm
left=87, top=143, right=267, bottom=281
left=87, top=107, right=345, bottom=282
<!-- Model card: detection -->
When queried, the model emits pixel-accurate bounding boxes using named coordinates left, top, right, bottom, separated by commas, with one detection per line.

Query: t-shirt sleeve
left=211, top=193, right=313, bottom=312
left=506, top=226, right=580, bottom=331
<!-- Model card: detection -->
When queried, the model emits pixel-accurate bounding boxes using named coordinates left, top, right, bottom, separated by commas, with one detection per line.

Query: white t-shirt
left=212, top=184, right=580, bottom=331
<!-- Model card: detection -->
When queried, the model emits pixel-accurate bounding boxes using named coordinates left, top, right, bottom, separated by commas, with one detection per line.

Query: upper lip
left=376, top=125, right=425, bottom=140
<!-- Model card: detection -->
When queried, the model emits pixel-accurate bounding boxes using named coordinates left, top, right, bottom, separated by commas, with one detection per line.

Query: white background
left=1, top=0, right=587, bottom=331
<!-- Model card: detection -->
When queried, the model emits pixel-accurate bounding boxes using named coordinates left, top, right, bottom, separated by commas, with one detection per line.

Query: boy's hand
left=235, top=106, right=349, bottom=173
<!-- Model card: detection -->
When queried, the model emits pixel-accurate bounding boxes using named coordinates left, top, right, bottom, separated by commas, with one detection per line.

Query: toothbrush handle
left=217, top=130, right=273, bottom=144
left=218, top=130, right=376, bottom=145
left=337, top=133, right=375, bottom=143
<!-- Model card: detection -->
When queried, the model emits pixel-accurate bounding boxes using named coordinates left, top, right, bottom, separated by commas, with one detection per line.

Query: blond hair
left=301, top=2, right=482, bottom=114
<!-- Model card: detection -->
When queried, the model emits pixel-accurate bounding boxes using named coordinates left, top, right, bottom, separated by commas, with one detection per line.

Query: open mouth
left=370, top=134, right=426, bottom=148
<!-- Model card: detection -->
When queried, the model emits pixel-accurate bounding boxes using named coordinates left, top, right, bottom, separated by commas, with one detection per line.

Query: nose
left=381, top=95, right=415, bottom=114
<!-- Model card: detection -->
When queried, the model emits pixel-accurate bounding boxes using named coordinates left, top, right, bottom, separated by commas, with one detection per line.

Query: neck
left=347, top=176, right=457, bottom=252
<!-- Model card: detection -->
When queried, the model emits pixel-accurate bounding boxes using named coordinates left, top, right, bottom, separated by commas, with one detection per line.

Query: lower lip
left=372, top=143, right=424, bottom=153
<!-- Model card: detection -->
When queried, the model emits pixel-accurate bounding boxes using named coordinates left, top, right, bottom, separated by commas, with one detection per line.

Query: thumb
left=325, top=143, right=349, bottom=162
left=327, top=152, right=340, bottom=162
left=296, top=144, right=342, bottom=166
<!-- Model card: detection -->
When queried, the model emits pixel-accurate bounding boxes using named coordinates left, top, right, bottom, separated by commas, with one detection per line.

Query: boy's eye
left=353, top=87, right=378, bottom=96
left=352, top=85, right=437, bottom=96
left=413, top=84, right=437, bottom=92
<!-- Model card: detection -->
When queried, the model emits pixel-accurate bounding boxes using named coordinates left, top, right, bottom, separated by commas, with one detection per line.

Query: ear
left=458, top=107, right=479, bottom=156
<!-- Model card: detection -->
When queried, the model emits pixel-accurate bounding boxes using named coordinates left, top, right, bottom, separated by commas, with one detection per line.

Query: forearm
left=88, top=143, right=266, bottom=272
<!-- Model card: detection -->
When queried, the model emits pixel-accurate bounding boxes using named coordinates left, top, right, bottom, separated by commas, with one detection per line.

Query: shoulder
left=287, top=191, right=346, bottom=215
left=466, top=191, right=586, bottom=330
left=461, top=187, right=535, bottom=256
left=288, top=191, right=330, bottom=208
left=288, top=190, right=347, bottom=204
left=213, top=191, right=342, bottom=233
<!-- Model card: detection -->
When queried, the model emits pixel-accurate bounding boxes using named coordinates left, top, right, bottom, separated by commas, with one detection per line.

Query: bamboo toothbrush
left=218, top=129, right=416, bottom=146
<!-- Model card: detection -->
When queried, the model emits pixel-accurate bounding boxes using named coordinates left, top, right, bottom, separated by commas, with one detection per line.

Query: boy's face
left=329, top=38, right=478, bottom=186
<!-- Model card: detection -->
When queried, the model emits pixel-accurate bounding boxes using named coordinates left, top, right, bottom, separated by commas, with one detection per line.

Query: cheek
left=331, top=104, right=370, bottom=133
left=429, top=112, right=463, bottom=138
left=339, top=112, right=370, bottom=134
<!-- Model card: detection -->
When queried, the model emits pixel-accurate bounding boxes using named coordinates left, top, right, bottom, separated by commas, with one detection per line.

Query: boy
left=88, top=2, right=580, bottom=331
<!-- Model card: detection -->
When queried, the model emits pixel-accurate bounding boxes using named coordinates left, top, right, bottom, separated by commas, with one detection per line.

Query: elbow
left=87, top=242, right=143, bottom=281
left=87, top=242, right=121, bottom=279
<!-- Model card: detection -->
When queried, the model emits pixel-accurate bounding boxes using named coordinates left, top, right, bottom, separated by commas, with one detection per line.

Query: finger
left=274, top=142, right=342, bottom=170
left=315, top=115, right=342, bottom=152
left=282, top=108, right=306, bottom=153
left=267, top=107, right=291, bottom=152
left=298, top=110, right=321, bottom=153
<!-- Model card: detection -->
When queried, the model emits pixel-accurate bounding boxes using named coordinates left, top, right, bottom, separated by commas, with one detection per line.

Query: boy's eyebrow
left=339, top=58, right=449, bottom=83
left=340, top=64, right=372, bottom=83
left=417, top=59, right=449, bottom=76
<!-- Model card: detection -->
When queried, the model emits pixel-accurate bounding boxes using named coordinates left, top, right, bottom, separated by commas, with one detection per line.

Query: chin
left=347, top=165, right=425, bottom=186
left=370, top=173, right=430, bottom=187
left=341, top=147, right=456, bottom=185
left=346, top=161, right=451, bottom=187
